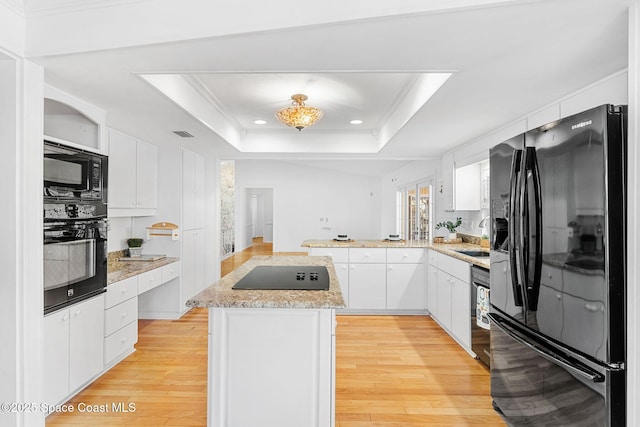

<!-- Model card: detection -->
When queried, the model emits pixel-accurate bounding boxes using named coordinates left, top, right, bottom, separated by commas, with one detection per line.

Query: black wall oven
left=43, top=140, right=109, bottom=315
left=44, top=202, right=108, bottom=314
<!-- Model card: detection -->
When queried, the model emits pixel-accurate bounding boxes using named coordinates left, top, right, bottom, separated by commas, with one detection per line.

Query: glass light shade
left=275, top=94, right=323, bottom=131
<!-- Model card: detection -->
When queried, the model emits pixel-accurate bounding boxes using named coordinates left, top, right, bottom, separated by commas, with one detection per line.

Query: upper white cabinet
left=441, top=152, right=455, bottom=211
left=44, top=85, right=107, bottom=154
left=182, top=148, right=206, bottom=230
left=108, top=129, right=158, bottom=217
left=454, top=162, right=481, bottom=211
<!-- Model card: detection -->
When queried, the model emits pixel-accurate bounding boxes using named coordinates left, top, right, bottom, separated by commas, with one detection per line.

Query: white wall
left=235, top=160, right=382, bottom=252
left=0, top=2, right=25, bottom=57
left=0, top=55, right=46, bottom=427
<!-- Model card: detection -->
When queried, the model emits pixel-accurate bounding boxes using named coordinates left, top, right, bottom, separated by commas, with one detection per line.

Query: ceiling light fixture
left=254, top=119, right=267, bottom=125
left=275, top=94, right=323, bottom=131
left=350, top=119, right=363, bottom=125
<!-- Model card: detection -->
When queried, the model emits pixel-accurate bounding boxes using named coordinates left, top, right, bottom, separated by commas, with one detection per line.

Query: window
left=397, top=181, right=432, bottom=241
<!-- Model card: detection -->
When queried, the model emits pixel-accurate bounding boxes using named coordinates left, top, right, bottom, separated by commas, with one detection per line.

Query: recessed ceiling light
left=254, top=119, right=267, bottom=125
left=350, top=119, right=363, bottom=125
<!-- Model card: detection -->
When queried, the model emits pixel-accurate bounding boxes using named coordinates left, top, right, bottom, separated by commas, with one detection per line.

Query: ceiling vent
left=173, top=130, right=194, bottom=138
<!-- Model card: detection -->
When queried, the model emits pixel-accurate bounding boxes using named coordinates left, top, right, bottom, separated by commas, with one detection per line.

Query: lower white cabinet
left=44, top=295, right=105, bottom=406
left=427, top=252, right=438, bottom=315
left=430, top=251, right=473, bottom=353
left=104, top=276, right=139, bottom=367
left=208, top=308, right=335, bottom=427
left=386, top=263, right=425, bottom=310
left=309, top=247, right=426, bottom=313
left=349, top=263, right=387, bottom=309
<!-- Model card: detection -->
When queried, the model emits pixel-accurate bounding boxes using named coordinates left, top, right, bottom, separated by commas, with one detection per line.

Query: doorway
left=244, top=188, right=273, bottom=250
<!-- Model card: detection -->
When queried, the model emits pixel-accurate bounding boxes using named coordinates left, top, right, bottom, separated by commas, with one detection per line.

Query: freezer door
left=490, top=312, right=625, bottom=427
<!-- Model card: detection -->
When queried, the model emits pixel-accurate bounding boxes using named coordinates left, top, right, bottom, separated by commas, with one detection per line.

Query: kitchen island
left=186, top=255, right=345, bottom=427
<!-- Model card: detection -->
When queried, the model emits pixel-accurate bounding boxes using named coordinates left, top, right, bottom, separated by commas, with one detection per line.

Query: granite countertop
left=301, top=239, right=432, bottom=248
left=186, top=255, right=346, bottom=309
left=302, top=239, right=490, bottom=269
left=108, top=256, right=180, bottom=285
left=428, top=242, right=490, bottom=269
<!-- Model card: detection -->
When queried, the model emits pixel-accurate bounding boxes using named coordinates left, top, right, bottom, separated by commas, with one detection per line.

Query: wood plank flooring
left=47, top=238, right=504, bottom=426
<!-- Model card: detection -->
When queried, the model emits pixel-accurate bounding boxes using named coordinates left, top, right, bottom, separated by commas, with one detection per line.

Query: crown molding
left=0, top=0, right=24, bottom=15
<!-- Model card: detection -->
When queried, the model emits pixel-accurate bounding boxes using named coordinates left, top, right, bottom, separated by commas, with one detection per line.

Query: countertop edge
left=107, top=257, right=180, bottom=285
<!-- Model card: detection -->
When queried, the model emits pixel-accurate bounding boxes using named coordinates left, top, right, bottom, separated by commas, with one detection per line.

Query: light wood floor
left=47, top=238, right=504, bottom=426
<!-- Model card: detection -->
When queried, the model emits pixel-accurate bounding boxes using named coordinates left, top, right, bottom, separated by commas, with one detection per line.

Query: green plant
left=435, top=217, right=462, bottom=233
left=127, top=238, right=144, bottom=248
left=481, top=234, right=489, bottom=239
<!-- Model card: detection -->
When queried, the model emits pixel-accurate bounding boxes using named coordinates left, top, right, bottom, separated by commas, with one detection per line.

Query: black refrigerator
left=488, top=104, right=627, bottom=426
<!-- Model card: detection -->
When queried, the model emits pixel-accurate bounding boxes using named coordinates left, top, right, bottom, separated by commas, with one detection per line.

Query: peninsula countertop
left=302, top=239, right=490, bottom=269
left=186, top=255, right=346, bottom=309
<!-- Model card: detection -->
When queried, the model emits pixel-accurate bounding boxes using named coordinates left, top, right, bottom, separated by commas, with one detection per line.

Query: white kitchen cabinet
left=441, top=152, right=455, bottom=211
left=44, top=294, right=105, bottom=406
left=450, top=273, right=471, bottom=349
left=431, top=251, right=473, bottom=354
left=208, top=308, right=335, bottom=427
left=309, top=247, right=349, bottom=307
left=44, top=309, right=70, bottom=406
left=182, top=148, right=206, bottom=231
left=386, top=263, right=425, bottom=310
left=436, top=271, right=453, bottom=331
left=104, top=276, right=139, bottom=367
left=348, top=248, right=386, bottom=310
left=454, top=162, right=481, bottom=211
left=427, top=250, right=438, bottom=316
left=182, top=230, right=206, bottom=307
left=386, top=248, right=426, bottom=311
left=349, top=263, right=387, bottom=310
left=108, top=129, right=158, bottom=216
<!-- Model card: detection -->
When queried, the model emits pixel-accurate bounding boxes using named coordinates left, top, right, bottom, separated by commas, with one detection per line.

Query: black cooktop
left=232, top=266, right=330, bottom=291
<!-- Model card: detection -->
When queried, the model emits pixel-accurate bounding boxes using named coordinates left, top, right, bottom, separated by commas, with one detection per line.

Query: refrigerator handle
left=488, top=313, right=605, bottom=383
left=527, top=148, right=543, bottom=311
left=517, top=148, right=530, bottom=314
left=508, top=149, right=524, bottom=307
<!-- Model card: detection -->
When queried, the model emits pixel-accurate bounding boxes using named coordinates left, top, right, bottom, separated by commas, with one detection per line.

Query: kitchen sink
left=455, top=250, right=490, bottom=258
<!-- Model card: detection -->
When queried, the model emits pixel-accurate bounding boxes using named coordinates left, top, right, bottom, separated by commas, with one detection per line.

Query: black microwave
left=43, top=141, right=108, bottom=202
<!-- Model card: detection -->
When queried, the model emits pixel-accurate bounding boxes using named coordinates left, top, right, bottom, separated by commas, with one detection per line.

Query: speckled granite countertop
left=107, top=253, right=180, bottom=285
left=186, top=255, right=346, bottom=309
left=428, top=243, right=490, bottom=269
left=302, top=239, right=432, bottom=248
left=302, top=239, right=490, bottom=269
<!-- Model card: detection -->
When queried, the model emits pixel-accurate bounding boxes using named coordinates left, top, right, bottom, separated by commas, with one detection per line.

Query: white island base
left=208, top=307, right=336, bottom=427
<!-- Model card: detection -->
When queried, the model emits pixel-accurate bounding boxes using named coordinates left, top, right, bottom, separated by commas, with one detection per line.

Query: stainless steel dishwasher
left=470, top=264, right=490, bottom=367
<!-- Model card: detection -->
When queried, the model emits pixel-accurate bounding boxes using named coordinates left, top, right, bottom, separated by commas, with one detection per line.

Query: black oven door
left=44, top=219, right=107, bottom=314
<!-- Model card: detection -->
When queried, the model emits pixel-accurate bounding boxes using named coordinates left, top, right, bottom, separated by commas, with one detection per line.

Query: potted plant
left=127, top=238, right=144, bottom=257
left=480, top=234, right=490, bottom=248
left=435, top=217, right=462, bottom=241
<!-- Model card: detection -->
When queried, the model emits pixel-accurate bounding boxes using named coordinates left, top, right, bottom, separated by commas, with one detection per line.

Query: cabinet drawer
left=104, top=296, right=138, bottom=337
left=105, top=276, right=138, bottom=309
left=310, top=247, right=349, bottom=263
left=104, top=321, right=138, bottom=366
left=349, top=248, right=386, bottom=263
left=137, top=268, right=163, bottom=295
left=162, top=261, right=181, bottom=283
left=387, top=248, right=425, bottom=264
left=437, top=252, right=469, bottom=282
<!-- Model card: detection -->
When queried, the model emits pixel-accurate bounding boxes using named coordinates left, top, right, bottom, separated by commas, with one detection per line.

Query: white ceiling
left=27, top=0, right=629, bottom=175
